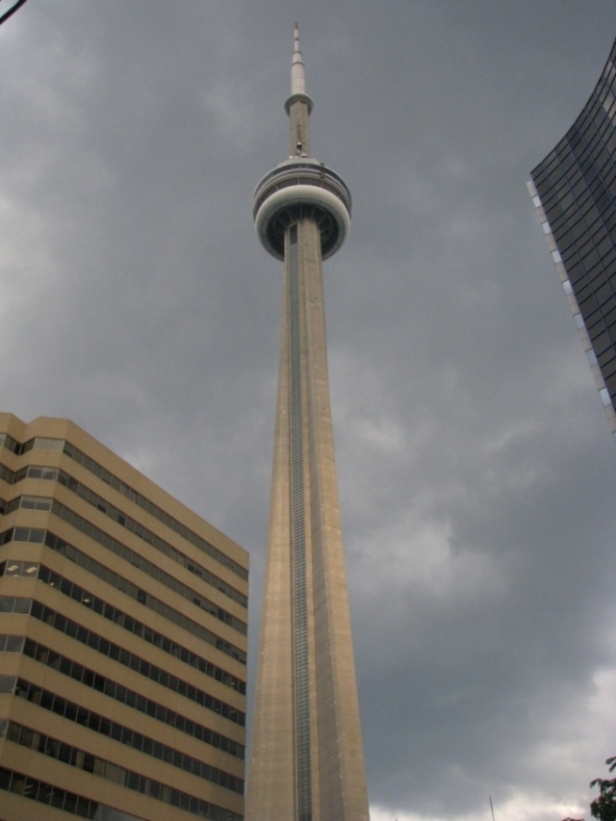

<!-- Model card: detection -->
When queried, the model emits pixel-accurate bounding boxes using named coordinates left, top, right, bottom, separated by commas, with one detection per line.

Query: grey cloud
left=1, top=2, right=616, bottom=820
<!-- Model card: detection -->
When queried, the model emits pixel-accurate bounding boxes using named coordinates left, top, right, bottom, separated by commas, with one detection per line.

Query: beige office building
left=0, top=413, right=248, bottom=821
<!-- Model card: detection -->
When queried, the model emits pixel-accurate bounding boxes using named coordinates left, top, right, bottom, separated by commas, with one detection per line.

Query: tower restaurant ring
left=253, top=159, right=351, bottom=261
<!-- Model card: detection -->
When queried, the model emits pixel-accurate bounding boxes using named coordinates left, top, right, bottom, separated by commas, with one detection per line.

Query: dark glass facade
left=529, top=37, right=616, bottom=442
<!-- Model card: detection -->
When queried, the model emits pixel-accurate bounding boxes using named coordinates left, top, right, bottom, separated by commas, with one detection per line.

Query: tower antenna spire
left=291, top=21, right=306, bottom=95
left=285, top=22, right=313, bottom=156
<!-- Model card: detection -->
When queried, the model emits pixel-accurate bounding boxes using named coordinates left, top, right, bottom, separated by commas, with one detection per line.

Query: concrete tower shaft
left=246, top=26, right=370, bottom=821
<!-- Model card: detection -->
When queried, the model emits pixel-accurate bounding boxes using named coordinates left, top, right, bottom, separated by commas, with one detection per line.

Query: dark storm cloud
left=1, top=3, right=616, bottom=820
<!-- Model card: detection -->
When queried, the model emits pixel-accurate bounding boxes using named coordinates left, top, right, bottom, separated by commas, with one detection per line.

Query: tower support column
left=247, top=216, right=369, bottom=821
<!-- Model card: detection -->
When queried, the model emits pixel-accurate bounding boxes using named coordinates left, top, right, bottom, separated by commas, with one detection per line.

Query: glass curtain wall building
left=0, top=413, right=248, bottom=821
left=528, top=37, right=616, bottom=442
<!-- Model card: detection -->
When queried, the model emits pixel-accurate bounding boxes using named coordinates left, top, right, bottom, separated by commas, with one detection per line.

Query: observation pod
left=253, top=157, right=352, bottom=261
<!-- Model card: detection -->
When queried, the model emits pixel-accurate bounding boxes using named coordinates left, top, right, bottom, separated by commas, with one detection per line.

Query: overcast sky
left=1, top=3, right=616, bottom=820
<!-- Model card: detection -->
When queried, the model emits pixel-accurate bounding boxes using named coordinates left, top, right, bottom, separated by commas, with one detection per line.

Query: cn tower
left=246, top=25, right=370, bottom=821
